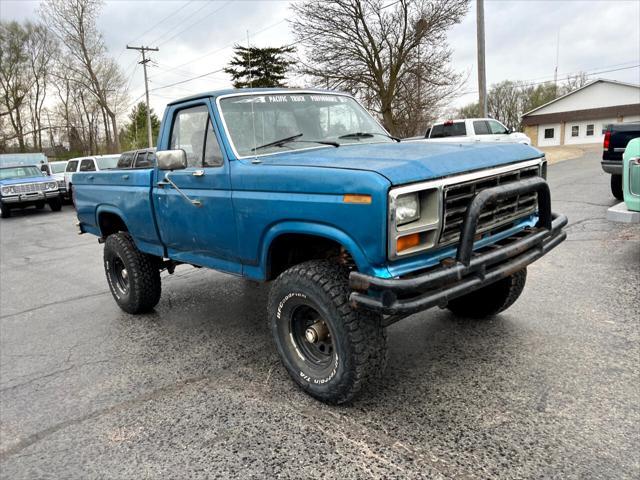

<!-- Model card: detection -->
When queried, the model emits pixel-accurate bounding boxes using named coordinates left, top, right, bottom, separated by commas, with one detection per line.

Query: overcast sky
left=1, top=0, right=639, bottom=117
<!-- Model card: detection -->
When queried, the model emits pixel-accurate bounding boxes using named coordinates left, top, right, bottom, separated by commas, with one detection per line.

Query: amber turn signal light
left=397, top=233, right=421, bottom=252
left=343, top=194, right=372, bottom=204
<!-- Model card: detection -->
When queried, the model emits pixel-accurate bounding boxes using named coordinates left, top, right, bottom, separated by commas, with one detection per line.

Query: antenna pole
left=127, top=45, right=159, bottom=148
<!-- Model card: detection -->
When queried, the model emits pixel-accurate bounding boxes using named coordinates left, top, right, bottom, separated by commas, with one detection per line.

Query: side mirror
left=156, top=150, right=187, bottom=170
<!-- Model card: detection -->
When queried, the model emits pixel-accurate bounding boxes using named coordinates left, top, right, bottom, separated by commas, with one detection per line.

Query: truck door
left=487, top=120, right=510, bottom=142
left=153, top=100, right=239, bottom=273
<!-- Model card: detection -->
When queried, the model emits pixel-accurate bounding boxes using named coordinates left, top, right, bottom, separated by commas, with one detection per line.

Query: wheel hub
left=304, top=321, right=329, bottom=344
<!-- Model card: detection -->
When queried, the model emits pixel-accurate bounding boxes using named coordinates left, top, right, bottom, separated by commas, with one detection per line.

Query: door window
left=79, top=159, right=96, bottom=171
left=473, top=120, right=491, bottom=135
left=66, top=160, right=79, bottom=172
left=170, top=105, right=211, bottom=167
left=430, top=122, right=466, bottom=138
left=117, top=153, right=134, bottom=168
left=488, top=120, right=509, bottom=135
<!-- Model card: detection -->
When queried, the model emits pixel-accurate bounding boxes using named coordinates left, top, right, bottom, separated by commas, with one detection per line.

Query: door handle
left=192, top=169, right=205, bottom=177
left=88, top=175, right=94, bottom=180
left=122, top=174, right=130, bottom=180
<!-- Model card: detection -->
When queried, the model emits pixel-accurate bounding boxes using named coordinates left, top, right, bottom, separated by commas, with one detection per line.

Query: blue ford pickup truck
left=75, top=89, right=567, bottom=404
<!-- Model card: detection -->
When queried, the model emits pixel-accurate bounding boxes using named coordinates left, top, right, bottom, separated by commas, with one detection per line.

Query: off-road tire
left=611, top=174, right=623, bottom=200
left=0, top=204, right=10, bottom=219
left=48, top=197, right=62, bottom=212
left=447, top=268, right=527, bottom=319
left=268, top=260, right=387, bottom=404
left=103, top=232, right=161, bottom=314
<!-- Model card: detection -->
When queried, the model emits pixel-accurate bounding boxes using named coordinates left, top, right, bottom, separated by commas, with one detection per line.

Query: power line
left=159, top=18, right=287, bottom=74
left=155, top=0, right=234, bottom=48
left=128, top=0, right=197, bottom=46
left=148, top=68, right=226, bottom=92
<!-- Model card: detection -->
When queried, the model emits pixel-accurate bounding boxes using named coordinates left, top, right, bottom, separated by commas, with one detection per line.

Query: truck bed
left=74, top=169, right=163, bottom=256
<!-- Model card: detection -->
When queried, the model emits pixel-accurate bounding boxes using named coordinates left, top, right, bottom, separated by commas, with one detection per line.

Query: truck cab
left=74, top=88, right=566, bottom=404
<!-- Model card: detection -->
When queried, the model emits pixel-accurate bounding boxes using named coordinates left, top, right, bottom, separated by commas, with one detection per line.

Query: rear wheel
left=268, top=260, right=387, bottom=404
left=103, top=232, right=161, bottom=314
left=447, top=268, right=527, bottom=319
left=611, top=174, right=623, bottom=200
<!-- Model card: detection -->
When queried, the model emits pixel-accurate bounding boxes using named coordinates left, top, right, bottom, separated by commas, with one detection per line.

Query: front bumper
left=601, top=160, right=622, bottom=175
left=349, top=177, right=567, bottom=317
left=1, top=191, right=60, bottom=205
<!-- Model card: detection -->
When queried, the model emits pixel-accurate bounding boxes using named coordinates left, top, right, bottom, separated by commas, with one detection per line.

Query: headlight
left=395, top=193, right=420, bottom=225
left=44, top=182, right=58, bottom=191
left=1, top=186, right=16, bottom=195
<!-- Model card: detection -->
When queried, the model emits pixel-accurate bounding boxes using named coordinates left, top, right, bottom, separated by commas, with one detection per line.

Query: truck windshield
left=96, top=156, right=120, bottom=169
left=0, top=166, right=43, bottom=180
left=219, top=93, right=392, bottom=157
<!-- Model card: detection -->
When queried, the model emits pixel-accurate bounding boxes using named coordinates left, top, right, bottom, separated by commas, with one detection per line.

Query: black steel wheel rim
left=111, top=257, right=129, bottom=294
left=290, top=305, right=335, bottom=368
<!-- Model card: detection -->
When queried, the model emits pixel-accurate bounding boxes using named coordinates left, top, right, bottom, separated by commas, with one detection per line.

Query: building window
left=586, top=124, right=594, bottom=136
left=571, top=126, right=579, bottom=137
left=544, top=128, right=554, bottom=139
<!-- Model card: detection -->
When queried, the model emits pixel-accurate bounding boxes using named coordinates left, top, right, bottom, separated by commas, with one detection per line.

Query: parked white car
left=415, top=118, right=531, bottom=145
left=64, top=155, right=120, bottom=202
left=41, top=161, right=69, bottom=198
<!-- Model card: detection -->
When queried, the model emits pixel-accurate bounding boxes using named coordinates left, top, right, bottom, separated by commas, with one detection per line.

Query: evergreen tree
left=119, top=102, right=161, bottom=150
left=224, top=45, right=295, bottom=88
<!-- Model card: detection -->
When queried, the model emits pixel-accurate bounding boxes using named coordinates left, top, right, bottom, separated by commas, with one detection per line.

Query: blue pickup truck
left=75, top=89, right=567, bottom=404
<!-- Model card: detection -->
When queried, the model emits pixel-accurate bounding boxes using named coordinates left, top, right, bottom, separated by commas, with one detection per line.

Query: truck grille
left=439, top=164, right=541, bottom=246
left=12, top=183, right=44, bottom=194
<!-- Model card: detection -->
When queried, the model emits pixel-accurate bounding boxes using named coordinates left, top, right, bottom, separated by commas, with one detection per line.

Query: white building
left=521, top=79, right=640, bottom=147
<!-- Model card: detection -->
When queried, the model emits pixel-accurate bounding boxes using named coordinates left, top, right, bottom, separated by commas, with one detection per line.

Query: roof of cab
left=166, top=87, right=345, bottom=106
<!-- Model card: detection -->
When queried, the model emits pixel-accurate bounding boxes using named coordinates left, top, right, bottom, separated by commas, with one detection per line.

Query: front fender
left=257, top=221, right=378, bottom=278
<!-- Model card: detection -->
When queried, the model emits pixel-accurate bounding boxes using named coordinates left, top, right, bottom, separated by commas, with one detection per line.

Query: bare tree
left=291, top=0, right=469, bottom=137
left=24, top=21, right=58, bottom=150
left=40, top=0, right=125, bottom=152
left=0, top=21, right=30, bottom=151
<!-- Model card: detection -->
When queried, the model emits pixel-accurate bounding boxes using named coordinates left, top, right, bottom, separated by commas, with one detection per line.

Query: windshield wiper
left=338, top=132, right=401, bottom=142
left=251, top=133, right=339, bottom=152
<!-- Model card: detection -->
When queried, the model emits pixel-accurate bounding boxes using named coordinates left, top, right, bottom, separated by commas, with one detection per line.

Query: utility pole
left=553, top=31, right=560, bottom=95
left=126, top=45, right=159, bottom=148
left=476, top=0, right=487, bottom=117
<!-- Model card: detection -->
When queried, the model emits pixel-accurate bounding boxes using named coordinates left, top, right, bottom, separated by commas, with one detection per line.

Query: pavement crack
left=0, top=375, right=210, bottom=461
left=0, top=290, right=110, bottom=320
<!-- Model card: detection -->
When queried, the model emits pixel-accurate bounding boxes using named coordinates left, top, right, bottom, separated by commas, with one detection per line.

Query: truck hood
left=257, top=141, right=543, bottom=185
left=0, top=175, right=50, bottom=186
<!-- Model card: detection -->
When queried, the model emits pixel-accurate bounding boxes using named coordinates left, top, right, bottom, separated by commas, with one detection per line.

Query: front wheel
left=268, top=260, right=387, bottom=404
left=48, top=197, right=62, bottom=212
left=103, top=232, right=161, bottom=314
left=0, top=204, right=10, bottom=219
left=611, top=174, right=623, bottom=200
left=447, top=268, right=527, bottom=319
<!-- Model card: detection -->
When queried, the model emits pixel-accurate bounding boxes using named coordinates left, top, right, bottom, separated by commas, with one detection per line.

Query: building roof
left=522, top=78, right=640, bottom=118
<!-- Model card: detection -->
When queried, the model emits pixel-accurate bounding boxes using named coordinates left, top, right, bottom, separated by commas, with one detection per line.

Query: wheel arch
left=96, top=206, right=129, bottom=238
left=261, top=222, right=370, bottom=280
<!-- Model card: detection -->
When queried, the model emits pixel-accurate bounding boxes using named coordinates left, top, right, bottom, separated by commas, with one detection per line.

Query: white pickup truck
left=414, top=118, right=531, bottom=145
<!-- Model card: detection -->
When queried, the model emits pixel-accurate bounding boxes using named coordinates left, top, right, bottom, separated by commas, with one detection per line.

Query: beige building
left=521, top=79, right=640, bottom=147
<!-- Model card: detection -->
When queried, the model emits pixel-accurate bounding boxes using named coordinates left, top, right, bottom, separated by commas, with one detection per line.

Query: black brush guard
left=349, top=177, right=567, bottom=320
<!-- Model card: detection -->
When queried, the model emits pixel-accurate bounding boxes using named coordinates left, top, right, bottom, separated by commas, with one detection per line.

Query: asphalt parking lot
left=0, top=151, right=638, bottom=479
